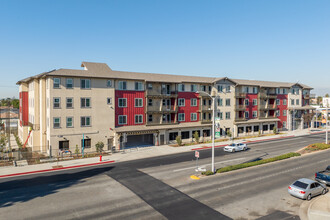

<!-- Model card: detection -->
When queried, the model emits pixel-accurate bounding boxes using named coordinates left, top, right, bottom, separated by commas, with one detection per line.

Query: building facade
left=17, top=62, right=314, bottom=155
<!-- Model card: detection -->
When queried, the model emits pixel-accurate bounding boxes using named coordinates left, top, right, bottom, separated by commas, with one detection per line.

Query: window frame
left=53, top=78, right=60, bottom=89
left=80, top=79, right=91, bottom=89
left=134, top=114, right=143, bottom=124
left=66, top=117, right=74, bottom=128
left=66, top=97, right=73, bottom=109
left=53, top=117, right=61, bottom=128
left=191, top=98, right=197, bottom=107
left=118, top=115, right=127, bottom=125
left=66, top=78, right=73, bottom=89
left=81, top=98, right=91, bottom=108
left=107, top=80, right=112, bottom=87
left=178, top=98, right=185, bottom=107
left=191, top=113, right=197, bottom=121
left=135, top=82, right=143, bottom=91
left=53, top=97, right=61, bottom=109
left=134, top=98, right=143, bottom=107
left=178, top=113, right=185, bottom=122
left=118, top=98, right=127, bottom=108
left=80, top=116, right=91, bottom=127
left=118, top=81, right=127, bottom=90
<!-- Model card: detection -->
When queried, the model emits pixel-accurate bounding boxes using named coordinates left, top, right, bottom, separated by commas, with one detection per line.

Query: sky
left=0, top=0, right=330, bottom=99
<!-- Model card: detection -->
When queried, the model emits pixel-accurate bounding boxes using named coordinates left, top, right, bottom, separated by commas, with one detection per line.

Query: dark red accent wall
left=115, top=91, right=145, bottom=127
left=177, top=92, right=200, bottom=123
left=277, top=94, right=288, bottom=128
left=19, top=92, right=29, bottom=126
left=245, top=94, right=258, bottom=119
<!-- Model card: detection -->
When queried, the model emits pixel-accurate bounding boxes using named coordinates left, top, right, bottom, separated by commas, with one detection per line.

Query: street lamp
left=196, top=90, right=216, bottom=173
left=326, top=100, right=328, bottom=144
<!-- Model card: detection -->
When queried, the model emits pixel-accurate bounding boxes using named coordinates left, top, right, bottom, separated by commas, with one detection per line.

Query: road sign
left=195, top=151, right=199, bottom=158
left=215, top=117, right=221, bottom=138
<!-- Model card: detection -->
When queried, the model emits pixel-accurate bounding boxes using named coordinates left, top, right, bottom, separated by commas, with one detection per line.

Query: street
left=0, top=133, right=328, bottom=220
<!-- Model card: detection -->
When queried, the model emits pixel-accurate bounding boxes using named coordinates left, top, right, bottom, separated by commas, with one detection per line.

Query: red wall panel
left=277, top=94, right=288, bottom=128
left=19, top=92, right=29, bottom=126
left=115, top=91, right=145, bottom=127
left=177, top=92, right=200, bottom=123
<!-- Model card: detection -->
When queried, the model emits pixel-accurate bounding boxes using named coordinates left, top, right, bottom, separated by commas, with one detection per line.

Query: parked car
left=223, top=143, right=247, bottom=153
left=288, top=178, right=328, bottom=200
left=315, top=165, right=330, bottom=185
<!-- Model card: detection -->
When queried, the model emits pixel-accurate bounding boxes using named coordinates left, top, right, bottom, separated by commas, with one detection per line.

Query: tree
left=176, top=135, right=182, bottom=146
left=193, top=131, right=200, bottom=143
left=325, top=93, right=330, bottom=98
left=12, top=99, right=19, bottom=109
left=95, top=141, right=104, bottom=153
left=317, top=96, right=323, bottom=105
left=273, top=126, right=277, bottom=134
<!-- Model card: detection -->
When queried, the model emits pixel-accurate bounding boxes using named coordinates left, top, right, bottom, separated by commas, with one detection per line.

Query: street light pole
left=326, top=100, right=328, bottom=144
left=197, top=91, right=216, bottom=173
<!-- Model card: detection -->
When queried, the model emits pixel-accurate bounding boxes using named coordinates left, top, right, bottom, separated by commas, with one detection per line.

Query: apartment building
left=17, top=62, right=314, bottom=155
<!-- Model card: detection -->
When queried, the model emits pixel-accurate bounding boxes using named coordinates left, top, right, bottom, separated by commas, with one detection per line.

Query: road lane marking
left=173, top=158, right=246, bottom=172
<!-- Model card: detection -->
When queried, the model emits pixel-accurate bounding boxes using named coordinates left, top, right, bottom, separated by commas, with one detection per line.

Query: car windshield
left=292, top=181, right=308, bottom=189
left=229, top=144, right=236, bottom=146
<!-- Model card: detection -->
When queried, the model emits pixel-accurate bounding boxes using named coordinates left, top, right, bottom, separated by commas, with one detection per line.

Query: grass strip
left=202, top=152, right=301, bottom=176
left=304, top=143, right=330, bottom=151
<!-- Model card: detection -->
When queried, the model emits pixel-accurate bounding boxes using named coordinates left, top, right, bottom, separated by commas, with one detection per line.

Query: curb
left=191, top=135, right=296, bottom=151
left=0, top=160, right=115, bottom=179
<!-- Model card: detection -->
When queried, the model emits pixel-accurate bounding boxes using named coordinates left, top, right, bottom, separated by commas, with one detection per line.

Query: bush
left=75, top=144, right=80, bottom=156
left=193, top=131, right=199, bottom=143
left=176, top=135, right=182, bottom=146
left=273, top=127, right=277, bottom=134
left=201, top=170, right=214, bottom=176
left=215, top=152, right=300, bottom=174
left=227, top=130, right=232, bottom=138
left=95, top=141, right=104, bottom=153
left=305, top=143, right=330, bottom=151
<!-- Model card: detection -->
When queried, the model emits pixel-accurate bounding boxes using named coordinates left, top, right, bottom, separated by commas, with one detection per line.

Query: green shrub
left=202, top=170, right=214, bottom=176
left=193, top=131, right=200, bottom=143
left=305, top=143, right=330, bottom=151
left=212, top=152, right=301, bottom=174
left=95, top=141, right=104, bottom=153
left=75, top=144, right=80, bottom=156
left=226, top=130, right=232, bottom=138
left=273, top=127, right=277, bottom=134
left=176, top=135, right=182, bottom=146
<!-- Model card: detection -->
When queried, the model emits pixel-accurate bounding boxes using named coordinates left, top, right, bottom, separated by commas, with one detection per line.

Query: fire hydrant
left=99, top=155, right=102, bottom=162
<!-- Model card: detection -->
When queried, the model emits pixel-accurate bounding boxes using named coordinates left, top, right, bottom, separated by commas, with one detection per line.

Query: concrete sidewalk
left=0, top=128, right=325, bottom=178
left=300, top=191, right=330, bottom=220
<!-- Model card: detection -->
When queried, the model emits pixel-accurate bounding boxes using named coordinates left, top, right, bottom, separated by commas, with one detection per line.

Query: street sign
left=215, top=117, right=221, bottom=138
left=195, top=151, right=199, bottom=158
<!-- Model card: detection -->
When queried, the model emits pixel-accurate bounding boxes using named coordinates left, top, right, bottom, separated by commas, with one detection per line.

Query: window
left=283, top=99, right=287, bottom=105
left=178, top=84, right=185, bottom=92
left=226, top=85, right=231, bottom=92
left=291, top=99, right=294, bottom=105
left=66, top=98, right=73, bottom=108
left=107, top=80, right=112, bottom=87
left=203, top=99, right=206, bottom=106
left=148, top=114, right=153, bottom=122
left=201, top=85, right=206, bottom=92
left=276, top=110, right=280, bottom=117
left=217, top=98, right=223, bottom=106
left=135, top=98, right=143, bottom=107
left=53, top=98, right=61, bottom=108
left=208, top=113, right=212, bottom=120
left=53, top=117, right=60, bottom=128
left=191, top=84, right=197, bottom=92
left=225, top=99, right=231, bottom=106
left=203, top=112, right=206, bottom=120
left=276, top=99, right=280, bottom=105
left=53, top=78, right=60, bottom=88
left=135, top=115, right=143, bottom=124
left=245, top=99, right=249, bottom=106
left=219, top=112, right=223, bottom=119
left=178, top=98, right=185, bottom=107
left=148, top=99, right=153, bottom=106
left=217, top=85, right=223, bottom=92
left=107, top=98, right=112, bottom=105
left=178, top=113, right=185, bottom=121
left=81, top=98, right=91, bottom=108
left=283, top=110, right=287, bottom=116
left=276, top=88, right=280, bottom=94
left=135, top=82, right=143, bottom=91
left=253, top=111, right=257, bottom=118
left=283, top=88, right=288, bottom=94
left=118, top=98, right=127, bottom=107
left=225, top=112, right=231, bottom=119
left=148, top=83, right=152, bottom=90
left=191, top=113, right=197, bottom=121
left=245, top=111, right=249, bottom=118
left=66, top=117, right=73, bottom=128
left=119, top=81, right=127, bottom=90
left=66, top=78, right=73, bottom=89
left=191, top=98, right=197, bottom=106
left=81, top=79, right=91, bottom=89
left=244, top=86, right=249, bottom=93
left=253, top=99, right=257, bottom=106
left=118, top=115, right=127, bottom=124
left=169, top=132, right=178, bottom=141
left=283, top=121, right=287, bottom=128
left=81, top=116, right=91, bottom=127
left=296, top=99, right=299, bottom=105
left=181, top=131, right=190, bottom=139
left=253, top=87, right=258, bottom=94
left=81, top=139, right=91, bottom=148
left=208, top=99, right=212, bottom=106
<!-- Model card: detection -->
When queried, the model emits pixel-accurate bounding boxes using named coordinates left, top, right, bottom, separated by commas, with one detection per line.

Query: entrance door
left=160, top=134, right=165, bottom=145
left=59, top=140, right=69, bottom=150
left=107, top=138, right=113, bottom=150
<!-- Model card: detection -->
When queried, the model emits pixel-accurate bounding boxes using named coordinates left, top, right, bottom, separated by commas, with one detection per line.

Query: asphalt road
left=0, top=133, right=327, bottom=220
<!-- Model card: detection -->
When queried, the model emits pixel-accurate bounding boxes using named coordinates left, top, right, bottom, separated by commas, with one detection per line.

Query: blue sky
left=1, top=0, right=329, bottom=98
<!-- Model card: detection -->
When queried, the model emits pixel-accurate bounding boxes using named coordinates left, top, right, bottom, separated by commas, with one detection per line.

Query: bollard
left=100, top=155, right=102, bottom=162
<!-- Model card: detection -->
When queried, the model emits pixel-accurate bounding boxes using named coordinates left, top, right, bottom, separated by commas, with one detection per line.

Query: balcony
left=147, top=105, right=178, bottom=114
left=235, top=105, right=246, bottom=111
left=146, top=121, right=178, bottom=126
left=259, top=93, right=277, bottom=99
left=303, top=94, right=310, bottom=99
left=235, top=117, right=247, bottom=122
left=146, top=90, right=178, bottom=98
left=198, top=106, right=213, bottom=112
left=201, top=119, right=212, bottom=124
left=235, top=93, right=246, bottom=98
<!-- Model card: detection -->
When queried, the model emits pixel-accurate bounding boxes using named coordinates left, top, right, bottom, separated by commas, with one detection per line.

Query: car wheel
left=307, top=194, right=312, bottom=201
left=232, top=149, right=235, bottom=153
left=243, top=147, right=247, bottom=151
left=322, top=189, right=326, bottom=195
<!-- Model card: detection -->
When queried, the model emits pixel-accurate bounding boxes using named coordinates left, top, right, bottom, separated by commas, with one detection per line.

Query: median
left=202, top=152, right=301, bottom=176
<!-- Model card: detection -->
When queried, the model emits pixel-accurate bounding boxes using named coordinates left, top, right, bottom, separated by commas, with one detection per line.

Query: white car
left=223, top=143, right=247, bottom=153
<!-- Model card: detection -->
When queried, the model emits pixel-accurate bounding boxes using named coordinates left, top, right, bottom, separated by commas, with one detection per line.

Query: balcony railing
left=146, top=90, right=178, bottom=98
left=235, top=93, right=247, bottom=98
left=235, top=117, right=247, bottom=122
left=303, top=94, right=310, bottom=99
left=235, top=105, right=246, bottom=111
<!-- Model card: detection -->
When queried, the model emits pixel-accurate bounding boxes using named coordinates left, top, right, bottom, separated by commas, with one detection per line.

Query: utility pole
left=326, top=100, right=328, bottom=144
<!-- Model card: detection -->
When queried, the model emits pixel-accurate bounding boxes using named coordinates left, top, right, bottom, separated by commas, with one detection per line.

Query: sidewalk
left=0, top=128, right=325, bottom=178
left=300, top=191, right=330, bottom=220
